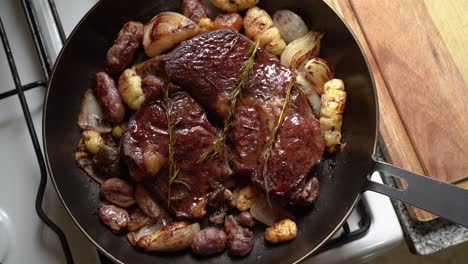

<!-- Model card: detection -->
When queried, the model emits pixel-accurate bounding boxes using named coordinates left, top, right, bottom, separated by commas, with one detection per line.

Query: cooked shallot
left=273, top=10, right=308, bottom=43
left=77, top=89, right=111, bottom=133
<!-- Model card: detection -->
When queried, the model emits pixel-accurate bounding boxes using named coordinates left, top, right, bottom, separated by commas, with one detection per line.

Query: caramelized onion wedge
left=139, top=222, right=201, bottom=252
left=304, top=58, right=334, bottom=95
left=77, top=89, right=111, bottom=133
left=296, top=74, right=322, bottom=115
left=280, top=31, right=323, bottom=70
left=143, top=12, right=200, bottom=57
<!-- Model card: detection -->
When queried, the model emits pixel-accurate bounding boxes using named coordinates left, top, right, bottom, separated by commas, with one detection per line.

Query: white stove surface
left=0, top=0, right=403, bottom=263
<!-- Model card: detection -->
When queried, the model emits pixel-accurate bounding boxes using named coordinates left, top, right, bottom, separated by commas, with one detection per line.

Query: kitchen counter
left=327, top=0, right=468, bottom=256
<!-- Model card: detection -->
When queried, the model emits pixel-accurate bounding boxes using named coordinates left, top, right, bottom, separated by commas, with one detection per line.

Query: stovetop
left=0, top=0, right=403, bottom=263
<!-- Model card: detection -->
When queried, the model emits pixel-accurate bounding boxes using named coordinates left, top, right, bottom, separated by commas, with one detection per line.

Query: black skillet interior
left=44, top=0, right=377, bottom=263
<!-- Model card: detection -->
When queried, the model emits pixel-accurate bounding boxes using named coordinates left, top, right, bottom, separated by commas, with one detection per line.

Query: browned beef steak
left=165, top=29, right=324, bottom=203
left=121, top=87, right=231, bottom=219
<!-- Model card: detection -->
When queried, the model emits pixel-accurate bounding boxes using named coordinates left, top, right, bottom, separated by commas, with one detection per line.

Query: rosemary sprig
left=262, top=74, right=296, bottom=205
left=197, top=39, right=261, bottom=164
left=162, top=82, right=181, bottom=207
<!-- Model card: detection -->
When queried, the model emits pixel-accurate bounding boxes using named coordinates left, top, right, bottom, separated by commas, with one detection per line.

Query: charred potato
left=210, top=0, right=259, bottom=12
left=213, top=13, right=243, bottom=32
left=244, top=7, right=286, bottom=55
left=264, top=219, right=297, bottom=244
left=143, top=12, right=200, bottom=57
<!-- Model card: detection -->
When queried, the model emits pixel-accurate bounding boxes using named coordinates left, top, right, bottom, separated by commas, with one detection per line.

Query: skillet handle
left=366, top=160, right=468, bottom=228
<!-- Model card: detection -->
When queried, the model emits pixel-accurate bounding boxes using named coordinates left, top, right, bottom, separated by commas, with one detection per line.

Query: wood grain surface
left=326, top=0, right=468, bottom=221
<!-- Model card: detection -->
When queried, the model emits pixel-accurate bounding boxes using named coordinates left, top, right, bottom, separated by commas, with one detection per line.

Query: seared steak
left=165, top=29, right=324, bottom=202
left=121, top=85, right=231, bottom=219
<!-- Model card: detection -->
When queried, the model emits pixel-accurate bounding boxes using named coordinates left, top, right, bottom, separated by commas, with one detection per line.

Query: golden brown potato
left=118, top=68, right=145, bottom=110
left=143, top=12, right=200, bottom=57
left=320, top=79, right=346, bottom=152
left=244, top=7, right=273, bottom=39
left=213, top=13, right=243, bottom=32
left=244, top=7, right=286, bottom=55
left=264, top=219, right=297, bottom=244
left=82, top=130, right=104, bottom=155
left=210, top=0, right=259, bottom=12
left=236, top=185, right=257, bottom=212
left=198, top=17, right=215, bottom=33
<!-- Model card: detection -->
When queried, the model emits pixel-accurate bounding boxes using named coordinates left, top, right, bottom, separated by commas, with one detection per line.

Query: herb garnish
left=162, top=82, right=191, bottom=206
left=261, top=74, right=296, bottom=204
left=197, top=39, right=261, bottom=164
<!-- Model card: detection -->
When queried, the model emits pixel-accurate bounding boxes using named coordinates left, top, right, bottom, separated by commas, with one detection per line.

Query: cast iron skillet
left=43, top=0, right=468, bottom=263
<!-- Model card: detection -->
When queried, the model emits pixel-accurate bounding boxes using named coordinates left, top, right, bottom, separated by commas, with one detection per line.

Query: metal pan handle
left=366, top=159, right=468, bottom=228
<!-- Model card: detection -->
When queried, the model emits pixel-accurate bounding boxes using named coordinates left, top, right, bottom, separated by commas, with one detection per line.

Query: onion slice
left=280, top=31, right=323, bottom=70
left=77, top=89, right=111, bottom=133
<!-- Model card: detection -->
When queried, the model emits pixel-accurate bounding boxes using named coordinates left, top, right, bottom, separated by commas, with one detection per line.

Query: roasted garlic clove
left=143, top=12, right=200, bottom=57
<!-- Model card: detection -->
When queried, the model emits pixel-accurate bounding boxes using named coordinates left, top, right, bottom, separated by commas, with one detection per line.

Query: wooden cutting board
left=326, top=0, right=468, bottom=221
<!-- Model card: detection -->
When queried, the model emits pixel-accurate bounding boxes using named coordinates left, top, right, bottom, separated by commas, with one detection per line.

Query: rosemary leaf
left=170, top=193, right=189, bottom=201
left=198, top=39, right=261, bottom=164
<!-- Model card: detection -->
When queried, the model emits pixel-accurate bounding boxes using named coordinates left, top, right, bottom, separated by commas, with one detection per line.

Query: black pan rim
left=42, top=0, right=380, bottom=263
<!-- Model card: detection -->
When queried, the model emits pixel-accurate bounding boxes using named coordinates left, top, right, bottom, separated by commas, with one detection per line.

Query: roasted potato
left=213, top=13, right=243, bottom=32
left=118, top=68, right=145, bottom=110
left=244, top=7, right=286, bottom=55
left=143, top=12, right=200, bottom=57
left=264, top=219, right=297, bottom=244
left=210, top=0, right=259, bottom=12
left=198, top=17, right=215, bottom=33
left=236, top=185, right=257, bottom=212
left=320, top=79, right=346, bottom=152
left=82, top=130, right=104, bottom=155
